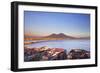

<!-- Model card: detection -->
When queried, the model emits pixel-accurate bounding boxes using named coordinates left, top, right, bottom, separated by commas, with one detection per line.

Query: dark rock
left=67, top=49, right=90, bottom=59
left=24, top=46, right=90, bottom=61
left=57, top=50, right=67, bottom=60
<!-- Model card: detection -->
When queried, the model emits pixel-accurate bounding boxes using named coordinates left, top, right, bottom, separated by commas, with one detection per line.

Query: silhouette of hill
left=24, top=33, right=90, bottom=41
left=44, top=33, right=76, bottom=39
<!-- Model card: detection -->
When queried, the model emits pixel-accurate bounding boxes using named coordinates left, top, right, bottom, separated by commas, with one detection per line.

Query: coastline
left=24, top=39, right=90, bottom=45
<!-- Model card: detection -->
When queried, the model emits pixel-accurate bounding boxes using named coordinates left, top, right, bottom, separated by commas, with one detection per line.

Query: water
left=25, top=40, right=90, bottom=52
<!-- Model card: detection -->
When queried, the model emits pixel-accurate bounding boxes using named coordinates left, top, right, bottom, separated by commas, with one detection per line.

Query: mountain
left=44, top=33, right=76, bottom=39
left=24, top=33, right=90, bottom=41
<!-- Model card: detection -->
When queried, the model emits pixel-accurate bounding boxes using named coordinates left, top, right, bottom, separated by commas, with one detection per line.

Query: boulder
left=67, top=49, right=90, bottom=59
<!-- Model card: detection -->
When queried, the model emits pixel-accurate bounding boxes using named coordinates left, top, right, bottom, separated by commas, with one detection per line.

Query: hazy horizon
left=24, top=11, right=90, bottom=37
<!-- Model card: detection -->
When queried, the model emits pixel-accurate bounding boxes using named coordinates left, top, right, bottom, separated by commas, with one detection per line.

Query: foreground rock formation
left=67, top=49, right=90, bottom=59
left=24, top=46, right=90, bottom=62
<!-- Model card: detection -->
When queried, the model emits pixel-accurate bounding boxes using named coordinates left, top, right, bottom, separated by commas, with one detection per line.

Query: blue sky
left=24, top=11, right=90, bottom=37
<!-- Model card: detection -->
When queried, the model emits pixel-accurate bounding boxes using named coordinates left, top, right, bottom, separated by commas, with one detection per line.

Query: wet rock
left=57, top=51, right=67, bottom=60
left=41, top=56, right=49, bottom=60
left=67, top=49, right=90, bottom=59
left=39, top=46, right=49, bottom=52
left=24, top=47, right=90, bottom=61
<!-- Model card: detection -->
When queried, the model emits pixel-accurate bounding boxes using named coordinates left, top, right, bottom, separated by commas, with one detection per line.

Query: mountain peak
left=45, top=33, right=75, bottom=39
left=58, top=33, right=65, bottom=35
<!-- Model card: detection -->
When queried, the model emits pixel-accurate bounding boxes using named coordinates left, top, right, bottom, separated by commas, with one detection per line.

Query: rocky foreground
left=24, top=46, right=90, bottom=62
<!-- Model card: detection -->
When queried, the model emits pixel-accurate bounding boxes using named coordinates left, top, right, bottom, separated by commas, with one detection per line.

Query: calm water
left=25, top=40, right=90, bottom=52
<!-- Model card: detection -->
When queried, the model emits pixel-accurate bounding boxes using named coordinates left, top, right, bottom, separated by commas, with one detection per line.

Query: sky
left=24, top=11, right=90, bottom=37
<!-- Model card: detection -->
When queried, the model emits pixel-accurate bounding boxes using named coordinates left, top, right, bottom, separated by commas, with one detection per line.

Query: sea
left=25, top=39, right=90, bottom=52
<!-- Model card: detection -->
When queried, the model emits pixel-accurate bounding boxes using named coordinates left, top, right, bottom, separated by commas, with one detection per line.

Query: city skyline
left=24, top=11, right=90, bottom=37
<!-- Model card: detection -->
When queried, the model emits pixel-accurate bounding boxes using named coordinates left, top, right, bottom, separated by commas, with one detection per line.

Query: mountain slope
left=44, top=33, right=76, bottom=39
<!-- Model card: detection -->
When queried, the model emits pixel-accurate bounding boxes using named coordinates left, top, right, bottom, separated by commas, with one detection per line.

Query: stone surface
left=24, top=47, right=90, bottom=61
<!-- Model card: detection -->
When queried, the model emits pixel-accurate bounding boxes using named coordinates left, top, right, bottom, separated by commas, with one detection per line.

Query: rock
left=24, top=47, right=90, bottom=61
left=67, top=49, right=90, bottom=59
left=39, top=46, right=49, bottom=52
left=57, top=51, right=67, bottom=60
left=41, top=56, right=49, bottom=60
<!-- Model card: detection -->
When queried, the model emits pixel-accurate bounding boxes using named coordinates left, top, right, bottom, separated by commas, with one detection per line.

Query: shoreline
left=24, top=39, right=90, bottom=45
